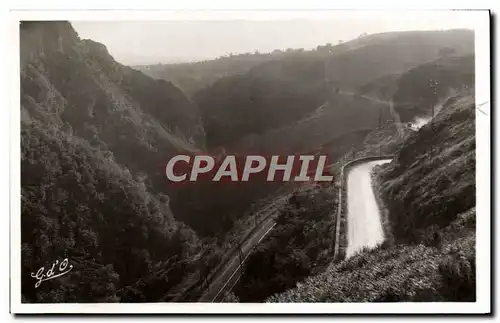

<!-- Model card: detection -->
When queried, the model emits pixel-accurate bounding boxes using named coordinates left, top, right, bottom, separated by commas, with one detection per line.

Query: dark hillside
left=234, top=92, right=393, bottom=155
left=21, top=21, right=205, bottom=197
left=20, top=21, right=215, bottom=302
left=21, top=122, right=207, bottom=302
left=326, top=29, right=473, bottom=90
left=194, top=56, right=327, bottom=148
left=392, top=55, right=474, bottom=121
left=380, top=94, right=475, bottom=244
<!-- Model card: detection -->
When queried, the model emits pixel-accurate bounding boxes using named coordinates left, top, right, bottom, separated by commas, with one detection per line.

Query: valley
left=20, top=21, right=477, bottom=304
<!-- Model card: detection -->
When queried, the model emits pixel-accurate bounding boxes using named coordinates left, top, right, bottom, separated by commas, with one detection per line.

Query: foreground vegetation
left=21, top=122, right=213, bottom=302
left=268, top=227, right=474, bottom=302
left=233, top=185, right=337, bottom=302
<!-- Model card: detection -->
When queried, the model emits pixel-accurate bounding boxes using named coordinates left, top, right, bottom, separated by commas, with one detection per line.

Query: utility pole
left=428, top=78, right=439, bottom=155
left=378, top=106, right=382, bottom=129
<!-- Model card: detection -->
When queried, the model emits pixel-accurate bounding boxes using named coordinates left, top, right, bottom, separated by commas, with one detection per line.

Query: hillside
left=380, top=94, right=475, bottom=244
left=21, top=22, right=205, bottom=193
left=21, top=122, right=208, bottom=302
left=191, top=29, right=472, bottom=152
left=357, top=54, right=474, bottom=123
left=233, top=185, right=338, bottom=302
left=194, top=56, right=328, bottom=148
left=20, top=21, right=214, bottom=302
left=22, top=21, right=222, bottom=238
left=235, top=91, right=393, bottom=155
left=325, top=29, right=473, bottom=90
left=136, top=52, right=284, bottom=97
left=392, top=54, right=474, bottom=122
left=268, top=92, right=475, bottom=302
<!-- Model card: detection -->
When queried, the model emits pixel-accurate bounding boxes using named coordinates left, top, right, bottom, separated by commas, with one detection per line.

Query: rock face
left=20, top=21, right=215, bottom=231
left=21, top=21, right=205, bottom=184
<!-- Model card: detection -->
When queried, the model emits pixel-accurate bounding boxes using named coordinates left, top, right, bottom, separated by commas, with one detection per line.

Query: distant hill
left=189, top=29, right=473, bottom=151
left=135, top=52, right=283, bottom=97
left=324, top=29, right=473, bottom=90
left=137, top=29, right=473, bottom=99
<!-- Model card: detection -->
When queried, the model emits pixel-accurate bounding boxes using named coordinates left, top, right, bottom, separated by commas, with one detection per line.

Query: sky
left=71, top=13, right=477, bottom=65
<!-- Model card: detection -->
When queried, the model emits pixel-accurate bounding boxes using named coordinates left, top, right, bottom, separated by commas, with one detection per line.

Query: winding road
left=345, top=159, right=392, bottom=258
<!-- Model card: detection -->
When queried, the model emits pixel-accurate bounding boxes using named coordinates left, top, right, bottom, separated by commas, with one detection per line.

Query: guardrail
left=333, top=155, right=395, bottom=261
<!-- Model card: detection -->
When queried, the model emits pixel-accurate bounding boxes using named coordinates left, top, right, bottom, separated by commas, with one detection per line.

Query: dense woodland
left=21, top=21, right=476, bottom=302
left=233, top=186, right=337, bottom=302
left=21, top=21, right=211, bottom=302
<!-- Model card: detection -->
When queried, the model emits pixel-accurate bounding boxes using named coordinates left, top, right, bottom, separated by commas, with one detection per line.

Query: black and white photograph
left=9, top=8, right=491, bottom=314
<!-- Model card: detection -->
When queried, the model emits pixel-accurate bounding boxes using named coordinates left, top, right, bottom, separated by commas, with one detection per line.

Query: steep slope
left=237, top=92, right=392, bottom=155
left=392, top=54, right=474, bottom=122
left=21, top=21, right=205, bottom=195
left=21, top=121, right=209, bottom=302
left=268, top=92, right=475, bottom=302
left=357, top=54, right=475, bottom=123
left=20, top=21, right=213, bottom=302
left=380, top=94, right=475, bottom=244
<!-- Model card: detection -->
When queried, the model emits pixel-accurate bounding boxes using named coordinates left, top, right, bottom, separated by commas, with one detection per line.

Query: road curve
left=345, top=159, right=391, bottom=258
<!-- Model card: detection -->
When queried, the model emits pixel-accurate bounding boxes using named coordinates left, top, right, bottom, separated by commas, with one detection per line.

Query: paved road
left=345, top=159, right=392, bottom=258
